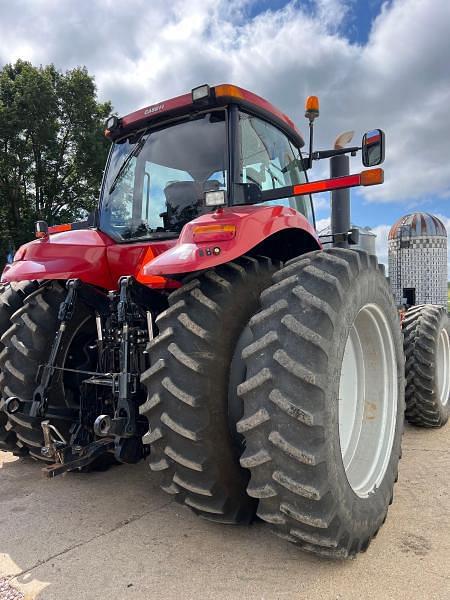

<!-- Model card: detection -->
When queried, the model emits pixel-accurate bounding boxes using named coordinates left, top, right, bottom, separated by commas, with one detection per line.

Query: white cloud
left=312, top=194, right=330, bottom=213
left=0, top=0, right=449, bottom=209
left=371, top=224, right=391, bottom=267
left=315, top=217, right=331, bottom=233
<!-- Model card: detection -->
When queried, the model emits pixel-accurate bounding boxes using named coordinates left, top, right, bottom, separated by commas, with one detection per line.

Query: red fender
left=2, top=229, right=178, bottom=290
left=2, top=229, right=114, bottom=288
left=137, top=205, right=321, bottom=278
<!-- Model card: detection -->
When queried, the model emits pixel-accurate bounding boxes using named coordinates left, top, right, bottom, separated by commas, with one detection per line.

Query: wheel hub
left=436, top=328, right=450, bottom=407
left=338, top=303, right=398, bottom=498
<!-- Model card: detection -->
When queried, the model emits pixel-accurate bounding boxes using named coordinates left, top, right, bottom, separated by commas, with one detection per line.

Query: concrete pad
left=1, top=424, right=449, bottom=600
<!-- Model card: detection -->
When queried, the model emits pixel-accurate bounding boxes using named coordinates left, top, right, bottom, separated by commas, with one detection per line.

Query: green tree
left=0, top=60, right=112, bottom=264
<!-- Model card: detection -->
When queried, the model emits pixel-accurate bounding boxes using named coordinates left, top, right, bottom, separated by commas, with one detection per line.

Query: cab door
left=237, top=110, right=315, bottom=226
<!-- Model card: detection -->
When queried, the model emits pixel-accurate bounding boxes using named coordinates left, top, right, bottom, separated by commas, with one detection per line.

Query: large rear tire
left=0, top=281, right=97, bottom=459
left=0, top=281, right=38, bottom=452
left=239, top=249, right=404, bottom=557
left=403, top=304, right=450, bottom=427
left=140, top=256, right=277, bottom=524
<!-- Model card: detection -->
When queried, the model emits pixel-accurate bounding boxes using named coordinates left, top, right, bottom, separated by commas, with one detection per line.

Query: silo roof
left=389, top=212, right=447, bottom=240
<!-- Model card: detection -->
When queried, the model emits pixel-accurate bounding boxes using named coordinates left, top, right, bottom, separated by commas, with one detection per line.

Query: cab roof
left=106, top=83, right=304, bottom=148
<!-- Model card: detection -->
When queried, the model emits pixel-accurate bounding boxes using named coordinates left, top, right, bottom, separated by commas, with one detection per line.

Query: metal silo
left=388, top=213, right=448, bottom=307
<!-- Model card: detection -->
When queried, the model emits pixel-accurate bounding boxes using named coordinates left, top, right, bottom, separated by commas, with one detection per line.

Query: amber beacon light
left=305, top=95, right=320, bottom=121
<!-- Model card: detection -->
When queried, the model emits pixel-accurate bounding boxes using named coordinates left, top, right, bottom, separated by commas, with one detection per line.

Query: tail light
left=192, top=224, right=236, bottom=242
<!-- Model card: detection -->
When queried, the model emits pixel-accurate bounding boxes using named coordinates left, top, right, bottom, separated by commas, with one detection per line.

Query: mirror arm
left=312, top=146, right=360, bottom=160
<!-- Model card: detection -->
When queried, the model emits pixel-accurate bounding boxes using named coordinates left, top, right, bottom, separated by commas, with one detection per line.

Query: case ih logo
left=144, top=103, right=165, bottom=115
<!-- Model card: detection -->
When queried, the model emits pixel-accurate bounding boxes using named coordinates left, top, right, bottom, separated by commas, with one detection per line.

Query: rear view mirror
left=362, top=129, right=385, bottom=167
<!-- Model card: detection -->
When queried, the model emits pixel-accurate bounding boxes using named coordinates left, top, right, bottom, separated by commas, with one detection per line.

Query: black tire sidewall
left=435, top=313, right=450, bottom=420
left=1, top=282, right=96, bottom=449
left=241, top=249, right=405, bottom=554
left=424, top=310, right=450, bottom=422
left=142, top=257, right=277, bottom=522
left=325, top=267, right=404, bottom=531
left=404, top=305, right=450, bottom=427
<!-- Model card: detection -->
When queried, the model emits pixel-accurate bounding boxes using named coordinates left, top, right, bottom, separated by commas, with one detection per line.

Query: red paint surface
left=138, top=205, right=321, bottom=278
left=3, top=208, right=320, bottom=288
left=215, top=85, right=304, bottom=142
left=48, top=224, right=72, bottom=234
left=2, top=229, right=178, bottom=291
left=292, top=173, right=361, bottom=195
left=106, top=239, right=177, bottom=286
left=120, top=92, right=193, bottom=133
left=115, top=84, right=304, bottom=144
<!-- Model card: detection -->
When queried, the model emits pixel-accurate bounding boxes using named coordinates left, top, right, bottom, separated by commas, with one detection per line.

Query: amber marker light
left=360, top=168, right=384, bottom=186
left=192, top=224, right=236, bottom=243
left=214, top=85, right=245, bottom=100
left=48, top=224, right=72, bottom=234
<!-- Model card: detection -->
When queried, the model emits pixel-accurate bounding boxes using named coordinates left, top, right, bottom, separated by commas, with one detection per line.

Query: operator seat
left=163, top=181, right=203, bottom=231
left=163, top=180, right=221, bottom=231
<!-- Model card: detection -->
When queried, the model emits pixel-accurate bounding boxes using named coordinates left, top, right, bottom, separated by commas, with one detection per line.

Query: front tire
left=403, top=304, right=450, bottom=427
left=239, top=249, right=404, bottom=557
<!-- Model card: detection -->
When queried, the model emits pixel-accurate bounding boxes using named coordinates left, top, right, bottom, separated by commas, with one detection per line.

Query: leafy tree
left=0, top=60, right=112, bottom=265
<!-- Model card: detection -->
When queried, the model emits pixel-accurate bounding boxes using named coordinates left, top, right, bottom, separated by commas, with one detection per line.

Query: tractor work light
left=35, top=220, right=49, bottom=239
left=104, top=115, right=120, bottom=138
left=106, top=116, right=119, bottom=130
left=192, top=85, right=211, bottom=103
left=205, top=190, right=226, bottom=207
left=192, top=224, right=236, bottom=243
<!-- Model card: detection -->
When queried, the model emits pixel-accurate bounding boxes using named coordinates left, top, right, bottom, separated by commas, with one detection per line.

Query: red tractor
left=1, top=84, right=448, bottom=558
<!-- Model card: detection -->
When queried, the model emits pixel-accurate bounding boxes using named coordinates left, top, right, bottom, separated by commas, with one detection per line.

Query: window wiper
left=108, top=133, right=147, bottom=195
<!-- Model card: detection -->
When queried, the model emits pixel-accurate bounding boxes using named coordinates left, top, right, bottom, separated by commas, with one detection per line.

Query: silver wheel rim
left=436, top=328, right=450, bottom=407
left=338, top=303, right=398, bottom=498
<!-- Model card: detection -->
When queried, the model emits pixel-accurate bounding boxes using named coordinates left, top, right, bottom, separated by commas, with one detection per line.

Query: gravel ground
left=0, top=423, right=449, bottom=600
left=0, top=578, right=24, bottom=600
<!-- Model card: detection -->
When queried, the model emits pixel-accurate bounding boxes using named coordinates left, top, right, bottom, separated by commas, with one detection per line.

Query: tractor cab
left=100, top=84, right=315, bottom=245
left=2, top=84, right=385, bottom=289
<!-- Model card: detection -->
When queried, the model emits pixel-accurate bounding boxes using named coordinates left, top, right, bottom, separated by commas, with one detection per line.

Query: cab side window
left=239, top=112, right=314, bottom=224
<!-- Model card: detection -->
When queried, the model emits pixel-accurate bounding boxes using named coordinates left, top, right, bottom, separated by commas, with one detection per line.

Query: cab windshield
left=100, top=110, right=227, bottom=241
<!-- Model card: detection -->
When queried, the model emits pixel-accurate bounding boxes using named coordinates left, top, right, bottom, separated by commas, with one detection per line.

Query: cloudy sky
left=0, top=0, right=449, bottom=266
